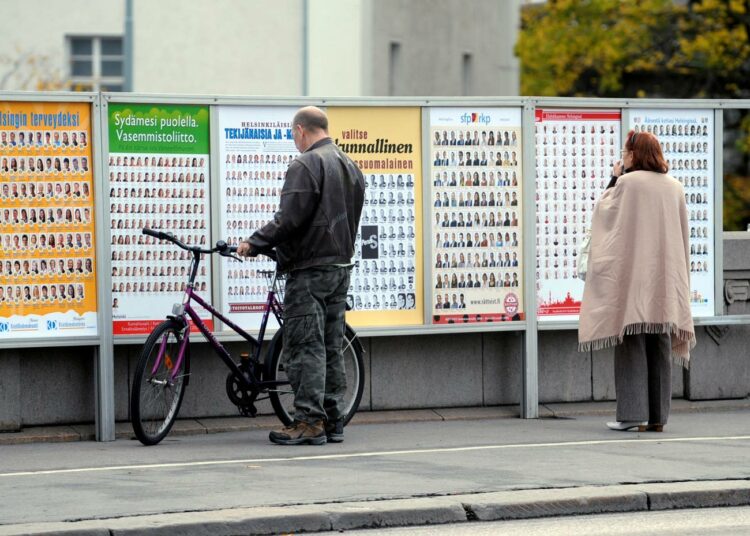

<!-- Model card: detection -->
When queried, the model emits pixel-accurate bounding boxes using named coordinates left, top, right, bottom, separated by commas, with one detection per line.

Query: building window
left=462, top=53, right=473, bottom=96
left=68, top=36, right=124, bottom=91
left=389, top=42, right=401, bottom=96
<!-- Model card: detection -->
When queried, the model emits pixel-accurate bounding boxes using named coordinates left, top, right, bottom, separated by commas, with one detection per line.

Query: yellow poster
left=327, top=106, right=423, bottom=327
left=0, top=101, right=97, bottom=337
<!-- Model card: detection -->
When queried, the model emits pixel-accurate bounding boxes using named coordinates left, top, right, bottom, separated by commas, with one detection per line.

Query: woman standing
left=579, top=130, right=695, bottom=432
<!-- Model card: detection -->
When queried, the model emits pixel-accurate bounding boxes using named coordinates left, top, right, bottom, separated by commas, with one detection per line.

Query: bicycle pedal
left=240, top=403, right=258, bottom=418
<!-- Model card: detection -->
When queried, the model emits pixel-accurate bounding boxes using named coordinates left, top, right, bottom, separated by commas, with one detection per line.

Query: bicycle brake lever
left=220, top=251, right=244, bottom=262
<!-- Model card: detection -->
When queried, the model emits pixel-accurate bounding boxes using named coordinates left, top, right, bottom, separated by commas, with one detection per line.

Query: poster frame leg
left=94, top=94, right=115, bottom=442
left=521, top=101, right=538, bottom=419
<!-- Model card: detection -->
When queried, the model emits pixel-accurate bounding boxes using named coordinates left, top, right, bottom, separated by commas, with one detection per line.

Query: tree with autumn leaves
left=516, top=0, right=750, bottom=230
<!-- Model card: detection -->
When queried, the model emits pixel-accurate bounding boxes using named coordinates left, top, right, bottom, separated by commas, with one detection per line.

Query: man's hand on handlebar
left=237, top=241, right=257, bottom=257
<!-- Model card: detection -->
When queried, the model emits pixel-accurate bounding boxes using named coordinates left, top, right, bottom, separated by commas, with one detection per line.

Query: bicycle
left=130, top=228, right=365, bottom=446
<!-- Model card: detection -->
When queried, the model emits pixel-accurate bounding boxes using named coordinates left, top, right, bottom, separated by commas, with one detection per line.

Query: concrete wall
left=0, top=0, right=521, bottom=96
left=1, top=323, right=746, bottom=429
left=368, top=0, right=520, bottom=96
left=308, top=0, right=365, bottom=96
left=0, top=0, right=304, bottom=95
left=134, top=0, right=303, bottom=95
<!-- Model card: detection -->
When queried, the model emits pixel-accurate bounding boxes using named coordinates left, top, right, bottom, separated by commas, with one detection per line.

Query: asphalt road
left=1, top=409, right=749, bottom=527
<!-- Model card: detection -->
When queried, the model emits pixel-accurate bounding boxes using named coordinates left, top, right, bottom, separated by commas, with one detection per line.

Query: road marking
left=1, top=434, right=749, bottom=478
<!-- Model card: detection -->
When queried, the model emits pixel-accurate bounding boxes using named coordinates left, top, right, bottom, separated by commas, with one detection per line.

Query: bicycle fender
left=166, top=314, right=188, bottom=330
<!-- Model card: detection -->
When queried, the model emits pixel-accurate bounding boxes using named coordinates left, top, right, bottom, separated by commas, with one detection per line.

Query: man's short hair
left=293, top=107, right=328, bottom=132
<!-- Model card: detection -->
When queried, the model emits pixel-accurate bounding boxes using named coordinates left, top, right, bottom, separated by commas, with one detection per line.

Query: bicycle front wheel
left=130, top=320, right=189, bottom=445
left=267, top=324, right=365, bottom=426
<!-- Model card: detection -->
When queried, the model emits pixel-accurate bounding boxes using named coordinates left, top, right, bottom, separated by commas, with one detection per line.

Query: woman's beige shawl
left=578, top=170, right=695, bottom=366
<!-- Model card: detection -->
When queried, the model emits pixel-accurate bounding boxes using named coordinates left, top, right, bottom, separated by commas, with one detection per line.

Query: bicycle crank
left=225, top=370, right=259, bottom=417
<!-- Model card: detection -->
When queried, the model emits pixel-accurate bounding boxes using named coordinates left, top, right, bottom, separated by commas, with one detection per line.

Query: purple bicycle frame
left=151, top=284, right=283, bottom=382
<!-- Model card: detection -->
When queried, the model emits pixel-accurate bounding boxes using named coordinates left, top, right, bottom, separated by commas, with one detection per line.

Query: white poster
left=218, top=106, right=297, bottom=331
left=218, top=105, right=424, bottom=331
left=534, top=109, right=622, bottom=322
left=107, top=103, right=212, bottom=335
left=428, top=107, right=524, bottom=323
left=629, top=109, right=715, bottom=317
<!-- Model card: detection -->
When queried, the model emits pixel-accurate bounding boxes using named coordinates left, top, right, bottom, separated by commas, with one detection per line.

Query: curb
left=1, top=480, right=749, bottom=535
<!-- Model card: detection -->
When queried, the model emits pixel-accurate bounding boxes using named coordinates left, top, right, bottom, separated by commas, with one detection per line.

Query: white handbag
left=577, top=230, right=591, bottom=281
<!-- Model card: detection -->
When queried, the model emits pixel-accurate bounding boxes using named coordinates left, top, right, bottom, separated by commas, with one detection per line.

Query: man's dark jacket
left=248, top=138, right=365, bottom=272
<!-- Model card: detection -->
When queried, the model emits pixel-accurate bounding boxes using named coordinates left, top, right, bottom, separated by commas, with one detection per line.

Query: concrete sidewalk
left=0, top=400, right=749, bottom=535
left=2, top=397, right=750, bottom=444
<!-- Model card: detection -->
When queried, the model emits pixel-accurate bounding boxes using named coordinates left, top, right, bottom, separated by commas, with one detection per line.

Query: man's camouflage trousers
left=282, top=265, right=351, bottom=424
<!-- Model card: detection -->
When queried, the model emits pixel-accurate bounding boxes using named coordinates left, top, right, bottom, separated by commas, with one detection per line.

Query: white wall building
left=0, top=0, right=520, bottom=97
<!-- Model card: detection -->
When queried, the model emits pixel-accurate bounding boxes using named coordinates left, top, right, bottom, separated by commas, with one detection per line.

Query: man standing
left=238, top=106, right=365, bottom=446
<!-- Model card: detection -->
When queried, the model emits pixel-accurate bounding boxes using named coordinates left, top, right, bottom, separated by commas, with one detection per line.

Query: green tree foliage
left=516, top=0, right=750, bottom=230
left=516, top=0, right=750, bottom=98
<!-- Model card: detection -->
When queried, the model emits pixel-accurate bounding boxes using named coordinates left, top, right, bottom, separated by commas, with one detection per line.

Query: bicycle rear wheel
left=130, top=320, right=189, bottom=445
left=267, top=324, right=365, bottom=426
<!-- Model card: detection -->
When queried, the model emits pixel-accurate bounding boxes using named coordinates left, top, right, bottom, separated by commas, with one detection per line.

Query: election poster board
left=328, top=106, right=424, bottom=327
left=629, top=109, right=715, bottom=317
left=0, top=101, right=98, bottom=338
left=535, top=108, right=621, bottom=321
left=107, top=103, right=212, bottom=335
left=217, top=105, right=297, bottom=331
left=427, top=107, right=524, bottom=323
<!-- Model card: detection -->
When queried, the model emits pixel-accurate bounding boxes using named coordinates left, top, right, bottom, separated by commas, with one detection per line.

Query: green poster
left=108, top=103, right=209, bottom=154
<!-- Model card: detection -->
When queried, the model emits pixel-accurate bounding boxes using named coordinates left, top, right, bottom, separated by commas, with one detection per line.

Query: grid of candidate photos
left=431, top=127, right=521, bottom=312
left=351, top=172, right=417, bottom=311
left=223, top=151, right=289, bottom=302
left=534, top=122, right=618, bottom=287
left=108, top=154, right=210, bottom=296
left=633, top=122, right=712, bottom=288
left=0, top=128, right=94, bottom=305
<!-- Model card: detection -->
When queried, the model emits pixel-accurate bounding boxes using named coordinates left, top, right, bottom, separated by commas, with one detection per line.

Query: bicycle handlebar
left=142, top=228, right=214, bottom=254
left=141, top=228, right=277, bottom=262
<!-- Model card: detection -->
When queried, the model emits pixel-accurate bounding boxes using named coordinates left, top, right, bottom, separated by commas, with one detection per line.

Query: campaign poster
left=535, top=109, right=621, bottom=321
left=328, top=106, right=423, bottom=327
left=428, top=107, right=524, bottom=324
left=107, top=103, right=212, bottom=335
left=217, top=105, right=297, bottom=331
left=0, top=101, right=97, bottom=338
left=629, top=109, right=715, bottom=317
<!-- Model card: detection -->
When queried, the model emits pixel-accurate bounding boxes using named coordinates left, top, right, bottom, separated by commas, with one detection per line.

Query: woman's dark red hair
left=625, top=130, right=669, bottom=174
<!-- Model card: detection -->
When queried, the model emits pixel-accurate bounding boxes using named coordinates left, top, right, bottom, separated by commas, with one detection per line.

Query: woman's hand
left=612, top=160, right=625, bottom=177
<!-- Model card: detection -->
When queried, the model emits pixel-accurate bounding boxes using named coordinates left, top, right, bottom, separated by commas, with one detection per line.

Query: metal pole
left=209, top=105, right=224, bottom=330
left=421, top=107, right=432, bottom=324
left=94, top=94, right=115, bottom=441
left=302, top=0, right=309, bottom=96
left=714, top=108, right=724, bottom=316
left=521, top=101, right=539, bottom=418
left=124, top=0, right=134, bottom=91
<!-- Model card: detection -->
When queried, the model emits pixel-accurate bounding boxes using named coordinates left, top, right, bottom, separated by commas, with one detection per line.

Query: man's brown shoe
left=269, top=420, right=327, bottom=445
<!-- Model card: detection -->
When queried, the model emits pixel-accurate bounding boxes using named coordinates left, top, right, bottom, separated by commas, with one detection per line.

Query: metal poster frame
left=3, top=92, right=750, bottom=442
left=207, top=98, right=325, bottom=333
left=101, top=93, right=218, bottom=345
left=0, top=91, right=113, bottom=440
left=0, top=92, right=103, bottom=349
left=89, top=95, right=750, bottom=434
left=530, top=98, right=730, bottom=331
left=521, top=102, right=539, bottom=418
left=421, top=99, right=527, bottom=331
